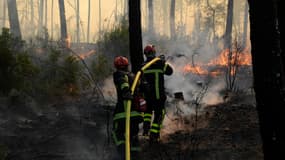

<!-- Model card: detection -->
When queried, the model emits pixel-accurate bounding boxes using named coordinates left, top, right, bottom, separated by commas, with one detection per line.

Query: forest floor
left=0, top=92, right=263, bottom=160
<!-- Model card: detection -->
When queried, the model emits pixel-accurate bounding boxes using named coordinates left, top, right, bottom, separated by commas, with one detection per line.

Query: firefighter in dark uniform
left=141, top=45, right=173, bottom=143
left=112, top=56, right=142, bottom=159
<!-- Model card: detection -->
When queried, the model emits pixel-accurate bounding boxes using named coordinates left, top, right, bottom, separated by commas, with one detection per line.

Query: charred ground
left=0, top=92, right=263, bottom=160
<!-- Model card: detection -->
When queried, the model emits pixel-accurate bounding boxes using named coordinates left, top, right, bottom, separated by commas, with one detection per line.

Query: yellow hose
left=125, top=57, right=160, bottom=160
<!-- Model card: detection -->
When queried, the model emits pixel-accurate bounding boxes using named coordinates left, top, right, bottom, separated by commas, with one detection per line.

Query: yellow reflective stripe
left=112, top=131, right=125, bottom=146
left=131, top=147, right=141, bottom=151
left=155, top=72, right=159, bottom=99
left=144, top=113, right=152, bottom=117
left=162, top=109, right=165, bottom=121
left=143, top=69, right=163, bottom=74
left=163, top=63, right=168, bottom=72
left=144, top=118, right=151, bottom=122
left=124, top=100, right=127, bottom=111
left=124, top=75, right=128, bottom=82
left=152, top=123, right=160, bottom=127
left=143, top=69, right=163, bottom=99
left=143, top=113, right=152, bottom=122
left=114, top=112, right=126, bottom=120
left=113, top=111, right=143, bottom=121
left=150, top=129, right=159, bottom=133
left=121, top=83, right=129, bottom=90
left=130, top=111, right=142, bottom=117
left=145, top=70, right=161, bottom=99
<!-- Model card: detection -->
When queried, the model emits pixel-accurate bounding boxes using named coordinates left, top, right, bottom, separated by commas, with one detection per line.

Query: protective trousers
left=143, top=98, right=165, bottom=142
left=112, top=111, right=142, bottom=159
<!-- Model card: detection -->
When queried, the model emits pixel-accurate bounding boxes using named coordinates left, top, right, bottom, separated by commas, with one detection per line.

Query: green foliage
left=36, top=48, right=82, bottom=99
left=91, top=54, right=112, bottom=82
left=0, top=28, right=38, bottom=95
left=97, top=17, right=129, bottom=58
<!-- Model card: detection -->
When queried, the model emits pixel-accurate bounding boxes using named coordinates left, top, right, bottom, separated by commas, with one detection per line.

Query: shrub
left=35, top=47, right=82, bottom=99
left=97, top=16, right=129, bottom=58
left=0, top=28, right=38, bottom=95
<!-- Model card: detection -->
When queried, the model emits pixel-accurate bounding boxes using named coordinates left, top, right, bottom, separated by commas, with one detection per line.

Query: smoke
left=101, top=76, right=117, bottom=103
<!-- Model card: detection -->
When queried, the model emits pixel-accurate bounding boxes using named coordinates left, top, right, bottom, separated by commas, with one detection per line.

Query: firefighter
left=112, top=56, right=142, bottom=159
left=141, top=44, right=173, bottom=144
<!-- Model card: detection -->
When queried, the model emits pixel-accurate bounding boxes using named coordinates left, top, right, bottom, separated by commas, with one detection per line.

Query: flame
left=65, top=35, right=71, bottom=49
left=78, top=50, right=96, bottom=59
left=209, top=49, right=252, bottom=66
left=183, top=64, right=208, bottom=75
left=182, top=49, right=252, bottom=76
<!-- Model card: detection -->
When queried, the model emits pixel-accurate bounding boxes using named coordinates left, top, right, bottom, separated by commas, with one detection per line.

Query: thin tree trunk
left=7, top=0, right=22, bottom=39
left=38, top=0, right=43, bottom=36
left=125, top=0, right=128, bottom=16
left=206, top=0, right=216, bottom=40
left=58, top=0, right=67, bottom=41
left=115, top=0, right=118, bottom=22
left=76, top=0, right=80, bottom=43
left=278, top=0, right=285, bottom=67
left=129, top=0, right=144, bottom=73
left=242, top=1, right=249, bottom=50
left=87, top=0, right=91, bottom=43
left=99, top=0, right=102, bottom=39
left=248, top=0, right=285, bottom=159
left=2, top=0, right=7, bottom=28
left=44, top=0, right=47, bottom=28
left=148, top=0, right=154, bottom=34
left=170, top=0, right=176, bottom=39
left=162, top=0, right=168, bottom=35
left=224, top=0, right=234, bottom=49
left=51, top=0, right=54, bottom=39
left=30, top=0, right=34, bottom=36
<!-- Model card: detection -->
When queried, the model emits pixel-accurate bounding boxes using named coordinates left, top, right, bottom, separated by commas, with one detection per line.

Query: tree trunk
left=124, top=0, right=128, bottom=16
left=224, top=0, right=234, bottom=49
left=7, top=0, right=21, bottom=39
left=51, top=0, right=54, bottom=39
left=276, top=0, right=284, bottom=68
left=30, top=0, right=34, bottom=36
left=242, top=1, right=249, bottom=50
left=206, top=0, right=216, bottom=41
left=129, top=0, right=144, bottom=73
left=170, top=0, right=176, bottom=39
left=162, top=0, right=168, bottom=35
left=148, top=0, right=154, bottom=34
left=248, top=0, right=285, bottom=159
left=44, top=0, right=47, bottom=28
left=2, top=0, right=7, bottom=28
left=76, top=0, right=80, bottom=43
left=99, top=0, right=102, bottom=39
left=38, top=0, right=43, bottom=36
left=87, top=0, right=91, bottom=43
left=58, top=0, right=67, bottom=41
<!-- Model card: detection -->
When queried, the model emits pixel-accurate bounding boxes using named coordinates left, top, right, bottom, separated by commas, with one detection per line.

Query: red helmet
left=114, top=56, right=129, bottom=69
left=143, top=44, right=156, bottom=56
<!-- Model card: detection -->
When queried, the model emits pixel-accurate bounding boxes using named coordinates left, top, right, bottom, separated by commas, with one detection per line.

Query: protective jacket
left=112, top=69, right=142, bottom=159
left=141, top=56, right=173, bottom=142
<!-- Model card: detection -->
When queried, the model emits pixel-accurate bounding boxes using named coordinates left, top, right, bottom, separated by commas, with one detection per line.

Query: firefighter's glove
left=159, top=55, right=166, bottom=63
left=122, top=91, right=133, bottom=100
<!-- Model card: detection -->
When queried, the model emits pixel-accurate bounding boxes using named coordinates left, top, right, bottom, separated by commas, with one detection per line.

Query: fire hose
left=125, top=57, right=161, bottom=160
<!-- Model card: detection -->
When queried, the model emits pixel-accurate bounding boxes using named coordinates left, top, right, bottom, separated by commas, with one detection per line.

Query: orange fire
left=183, top=64, right=208, bottom=75
left=208, top=49, right=252, bottom=66
left=79, top=50, right=96, bottom=59
left=183, top=49, right=252, bottom=76
left=65, top=35, right=71, bottom=49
